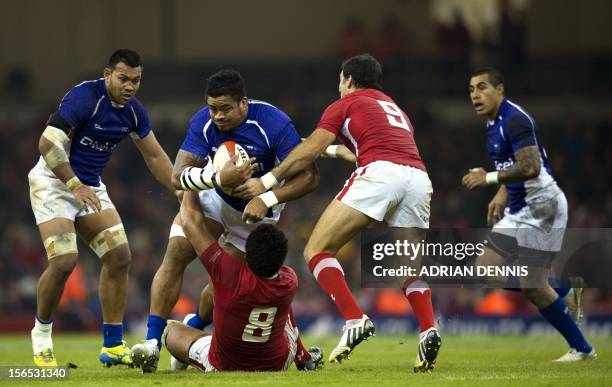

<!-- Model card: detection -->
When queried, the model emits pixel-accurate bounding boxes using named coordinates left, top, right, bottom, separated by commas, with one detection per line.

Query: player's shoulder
left=502, top=99, right=535, bottom=126
left=248, top=99, right=291, bottom=124
left=63, top=78, right=103, bottom=101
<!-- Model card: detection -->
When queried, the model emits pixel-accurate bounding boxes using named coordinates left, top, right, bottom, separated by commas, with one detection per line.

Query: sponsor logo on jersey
left=79, top=136, right=117, bottom=152
left=495, top=158, right=514, bottom=171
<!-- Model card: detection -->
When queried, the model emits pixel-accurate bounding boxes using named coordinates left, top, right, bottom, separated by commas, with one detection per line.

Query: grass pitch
left=0, top=334, right=609, bottom=386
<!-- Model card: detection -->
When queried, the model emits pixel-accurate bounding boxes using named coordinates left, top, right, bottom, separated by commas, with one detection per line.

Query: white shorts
left=188, top=335, right=216, bottom=372
left=336, top=161, right=432, bottom=228
left=28, top=158, right=115, bottom=225
left=169, top=189, right=281, bottom=252
left=188, top=320, right=297, bottom=372
left=492, top=192, right=568, bottom=252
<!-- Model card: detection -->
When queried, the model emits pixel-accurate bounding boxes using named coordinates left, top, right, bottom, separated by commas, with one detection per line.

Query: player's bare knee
left=304, top=241, right=334, bottom=262
left=100, top=245, right=131, bottom=273
left=47, top=254, right=78, bottom=279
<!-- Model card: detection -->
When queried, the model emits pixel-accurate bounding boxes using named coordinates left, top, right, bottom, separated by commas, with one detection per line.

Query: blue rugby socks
left=103, top=323, right=123, bottom=348
left=185, top=306, right=213, bottom=330
left=539, top=297, right=592, bottom=353
left=146, top=315, right=167, bottom=349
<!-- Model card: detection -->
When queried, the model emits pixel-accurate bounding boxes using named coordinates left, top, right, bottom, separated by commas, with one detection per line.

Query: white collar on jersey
left=263, top=273, right=279, bottom=280
left=110, top=100, right=125, bottom=108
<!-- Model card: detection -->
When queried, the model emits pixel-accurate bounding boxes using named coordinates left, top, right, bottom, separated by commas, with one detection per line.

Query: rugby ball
left=212, top=141, right=250, bottom=195
left=213, top=141, right=250, bottom=171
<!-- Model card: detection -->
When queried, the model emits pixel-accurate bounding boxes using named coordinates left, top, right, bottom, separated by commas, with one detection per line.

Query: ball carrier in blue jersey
left=131, top=70, right=328, bottom=373
left=463, top=67, right=596, bottom=362
left=28, top=50, right=175, bottom=368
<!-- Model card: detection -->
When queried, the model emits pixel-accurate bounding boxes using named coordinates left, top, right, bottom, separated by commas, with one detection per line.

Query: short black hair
left=341, top=54, right=383, bottom=90
left=471, top=67, right=504, bottom=87
left=245, top=224, right=288, bottom=278
left=205, top=69, right=247, bottom=102
left=107, top=49, right=142, bottom=70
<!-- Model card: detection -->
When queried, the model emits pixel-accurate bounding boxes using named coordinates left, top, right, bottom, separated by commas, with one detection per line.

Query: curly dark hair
left=245, top=224, right=288, bottom=278
left=205, top=69, right=247, bottom=102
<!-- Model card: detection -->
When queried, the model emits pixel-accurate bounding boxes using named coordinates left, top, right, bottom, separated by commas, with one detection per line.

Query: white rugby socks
left=31, top=317, right=53, bottom=353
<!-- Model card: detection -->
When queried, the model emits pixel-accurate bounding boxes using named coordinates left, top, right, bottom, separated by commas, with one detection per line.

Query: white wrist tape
left=180, top=166, right=215, bottom=191
left=485, top=171, right=499, bottom=185
left=325, top=145, right=339, bottom=158
left=66, top=176, right=83, bottom=191
left=258, top=191, right=279, bottom=208
left=261, top=172, right=279, bottom=190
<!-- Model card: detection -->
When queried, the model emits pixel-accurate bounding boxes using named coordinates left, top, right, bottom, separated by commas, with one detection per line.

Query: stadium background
left=1, top=0, right=611, bottom=338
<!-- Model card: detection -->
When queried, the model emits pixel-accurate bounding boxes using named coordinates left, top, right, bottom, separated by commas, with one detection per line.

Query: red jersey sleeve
left=316, top=99, right=345, bottom=135
left=199, top=243, right=245, bottom=289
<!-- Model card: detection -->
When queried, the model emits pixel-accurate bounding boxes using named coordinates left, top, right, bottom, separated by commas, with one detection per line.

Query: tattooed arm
left=463, top=112, right=541, bottom=190
left=462, top=146, right=541, bottom=190
left=498, top=145, right=541, bottom=183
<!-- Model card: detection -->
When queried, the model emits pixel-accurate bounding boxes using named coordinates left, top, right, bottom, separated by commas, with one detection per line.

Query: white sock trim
left=32, top=319, right=53, bottom=353
left=404, top=279, right=430, bottom=296
left=312, top=257, right=344, bottom=279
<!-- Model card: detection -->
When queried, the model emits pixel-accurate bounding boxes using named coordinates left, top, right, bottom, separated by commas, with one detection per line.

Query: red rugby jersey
left=317, top=88, right=426, bottom=170
left=198, top=243, right=297, bottom=371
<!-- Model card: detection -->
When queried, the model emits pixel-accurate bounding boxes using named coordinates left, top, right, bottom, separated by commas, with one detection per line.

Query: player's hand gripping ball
left=213, top=141, right=251, bottom=195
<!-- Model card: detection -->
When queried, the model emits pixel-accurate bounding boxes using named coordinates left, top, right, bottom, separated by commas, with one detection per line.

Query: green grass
left=0, top=334, right=609, bottom=386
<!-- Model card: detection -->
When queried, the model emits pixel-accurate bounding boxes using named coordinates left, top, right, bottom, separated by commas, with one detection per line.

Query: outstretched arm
left=259, top=128, right=336, bottom=190
left=321, top=144, right=357, bottom=163
left=240, top=163, right=320, bottom=223
left=179, top=191, right=216, bottom=256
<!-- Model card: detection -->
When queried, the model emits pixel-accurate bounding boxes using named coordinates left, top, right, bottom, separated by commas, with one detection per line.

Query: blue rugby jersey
left=180, top=99, right=300, bottom=215
left=485, top=98, right=561, bottom=213
left=52, top=78, right=151, bottom=186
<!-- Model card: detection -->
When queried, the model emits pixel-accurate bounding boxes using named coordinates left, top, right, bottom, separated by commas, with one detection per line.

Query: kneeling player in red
left=163, top=191, right=323, bottom=372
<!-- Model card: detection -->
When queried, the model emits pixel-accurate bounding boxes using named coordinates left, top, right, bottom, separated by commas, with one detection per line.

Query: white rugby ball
left=212, top=141, right=250, bottom=172
left=212, top=141, right=250, bottom=195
